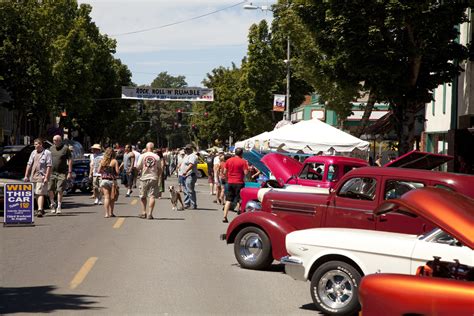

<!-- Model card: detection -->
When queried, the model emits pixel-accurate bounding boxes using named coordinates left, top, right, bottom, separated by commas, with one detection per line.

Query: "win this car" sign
left=4, top=183, right=34, bottom=226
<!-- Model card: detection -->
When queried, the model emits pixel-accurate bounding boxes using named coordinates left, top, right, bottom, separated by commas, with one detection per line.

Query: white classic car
left=281, top=188, right=474, bottom=316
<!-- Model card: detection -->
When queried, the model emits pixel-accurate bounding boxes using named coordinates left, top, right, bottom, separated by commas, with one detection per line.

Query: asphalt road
left=0, top=177, right=322, bottom=315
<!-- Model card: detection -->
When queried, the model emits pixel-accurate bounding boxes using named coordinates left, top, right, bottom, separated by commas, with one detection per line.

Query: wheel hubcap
left=239, top=232, right=263, bottom=263
left=317, top=270, right=354, bottom=309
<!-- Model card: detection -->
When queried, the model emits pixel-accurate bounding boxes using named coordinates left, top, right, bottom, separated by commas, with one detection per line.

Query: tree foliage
left=0, top=0, right=133, bottom=144
left=290, top=0, right=470, bottom=153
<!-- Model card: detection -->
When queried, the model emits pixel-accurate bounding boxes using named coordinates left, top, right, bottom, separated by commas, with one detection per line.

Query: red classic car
left=240, top=153, right=368, bottom=213
left=359, top=188, right=474, bottom=316
left=222, top=164, right=474, bottom=270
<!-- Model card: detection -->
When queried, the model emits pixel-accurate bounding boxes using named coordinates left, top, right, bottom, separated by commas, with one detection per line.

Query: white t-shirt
left=137, top=152, right=161, bottom=181
left=132, top=150, right=141, bottom=168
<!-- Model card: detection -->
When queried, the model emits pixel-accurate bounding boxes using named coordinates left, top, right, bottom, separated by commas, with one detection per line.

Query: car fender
left=305, top=248, right=370, bottom=280
left=225, top=211, right=297, bottom=260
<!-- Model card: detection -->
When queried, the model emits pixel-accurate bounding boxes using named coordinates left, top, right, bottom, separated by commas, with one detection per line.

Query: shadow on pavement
left=0, top=285, right=104, bottom=314
left=299, top=303, right=320, bottom=312
left=194, top=208, right=219, bottom=212
left=152, top=217, right=185, bottom=221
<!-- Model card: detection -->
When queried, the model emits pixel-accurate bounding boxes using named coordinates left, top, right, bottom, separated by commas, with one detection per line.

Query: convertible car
left=281, top=187, right=473, bottom=316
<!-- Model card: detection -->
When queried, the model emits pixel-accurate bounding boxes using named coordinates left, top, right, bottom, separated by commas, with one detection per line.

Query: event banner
left=121, top=86, right=214, bottom=102
left=4, top=183, right=34, bottom=225
left=273, top=94, right=286, bottom=112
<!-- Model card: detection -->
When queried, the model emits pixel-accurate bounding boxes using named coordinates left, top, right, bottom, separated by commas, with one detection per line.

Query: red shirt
left=224, top=156, right=249, bottom=184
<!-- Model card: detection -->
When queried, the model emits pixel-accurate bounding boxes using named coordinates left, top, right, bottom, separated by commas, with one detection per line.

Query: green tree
left=148, top=72, right=189, bottom=148
left=202, top=64, right=245, bottom=147
left=291, top=0, right=469, bottom=153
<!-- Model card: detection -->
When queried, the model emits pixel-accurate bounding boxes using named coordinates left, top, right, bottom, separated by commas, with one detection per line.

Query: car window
left=384, top=180, right=425, bottom=200
left=432, top=231, right=461, bottom=247
left=327, top=164, right=338, bottom=181
left=343, top=165, right=357, bottom=174
left=299, top=162, right=324, bottom=180
left=338, top=177, right=377, bottom=201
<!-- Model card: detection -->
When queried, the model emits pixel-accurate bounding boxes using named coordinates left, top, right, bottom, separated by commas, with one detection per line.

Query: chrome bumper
left=281, top=256, right=306, bottom=281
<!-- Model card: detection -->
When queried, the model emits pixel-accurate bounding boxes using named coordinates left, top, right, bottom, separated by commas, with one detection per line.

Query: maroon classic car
left=359, top=188, right=474, bottom=316
left=240, top=153, right=368, bottom=213
left=222, top=164, right=474, bottom=270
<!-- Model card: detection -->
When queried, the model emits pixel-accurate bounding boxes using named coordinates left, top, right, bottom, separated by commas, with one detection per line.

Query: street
left=1, top=178, right=320, bottom=315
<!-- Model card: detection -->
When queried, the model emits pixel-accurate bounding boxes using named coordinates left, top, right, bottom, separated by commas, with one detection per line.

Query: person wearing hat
left=181, top=144, right=199, bottom=209
left=89, top=144, right=103, bottom=205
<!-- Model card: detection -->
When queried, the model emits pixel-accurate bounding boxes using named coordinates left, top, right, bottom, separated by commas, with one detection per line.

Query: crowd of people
left=23, top=135, right=251, bottom=222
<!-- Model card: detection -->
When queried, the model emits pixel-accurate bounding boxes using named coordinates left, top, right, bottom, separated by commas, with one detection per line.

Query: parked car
left=221, top=161, right=473, bottom=271
left=65, top=159, right=92, bottom=194
left=240, top=153, right=369, bottom=213
left=281, top=187, right=473, bottom=315
left=197, top=156, right=208, bottom=178
left=358, top=188, right=474, bottom=316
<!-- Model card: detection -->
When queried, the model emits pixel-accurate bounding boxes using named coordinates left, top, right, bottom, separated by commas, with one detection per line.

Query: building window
left=432, top=100, right=435, bottom=116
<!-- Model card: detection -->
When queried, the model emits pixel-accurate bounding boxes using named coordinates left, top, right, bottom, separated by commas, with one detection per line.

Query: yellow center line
left=70, top=257, right=98, bottom=290
left=130, top=198, right=138, bottom=206
left=113, top=218, right=125, bottom=229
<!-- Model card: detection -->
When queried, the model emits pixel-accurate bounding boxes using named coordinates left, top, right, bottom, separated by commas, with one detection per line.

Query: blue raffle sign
left=4, top=183, right=34, bottom=225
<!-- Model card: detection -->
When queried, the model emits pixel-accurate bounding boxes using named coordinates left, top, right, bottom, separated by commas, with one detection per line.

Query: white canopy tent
left=268, top=118, right=369, bottom=153
left=235, top=131, right=271, bottom=151
left=235, top=118, right=369, bottom=154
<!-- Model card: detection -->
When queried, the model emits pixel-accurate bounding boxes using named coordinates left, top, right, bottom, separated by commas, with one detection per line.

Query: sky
left=78, top=0, right=276, bottom=87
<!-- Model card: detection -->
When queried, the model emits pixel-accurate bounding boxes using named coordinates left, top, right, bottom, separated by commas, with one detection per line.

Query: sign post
left=4, top=183, right=35, bottom=227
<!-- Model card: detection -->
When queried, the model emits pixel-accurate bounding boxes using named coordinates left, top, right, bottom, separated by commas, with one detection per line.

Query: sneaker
left=94, top=198, right=99, bottom=205
left=125, top=193, right=130, bottom=197
left=147, top=214, right=154, bottom=220
left=98, top=200, right=103, bottom=205
left=56, top=206, right=62, bottom=215
left=184, top=205, right=191, bottom=209
left=36, top=210, right=44, bottom=218
left=50, top=202, right=57, bottom=214
left=138, top=213, right=146, bottom=219
left=222, top=218, right=228, bottom=223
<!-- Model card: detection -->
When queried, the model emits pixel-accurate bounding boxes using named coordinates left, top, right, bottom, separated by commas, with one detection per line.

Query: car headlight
left=245, top=200, right=262, bottom=212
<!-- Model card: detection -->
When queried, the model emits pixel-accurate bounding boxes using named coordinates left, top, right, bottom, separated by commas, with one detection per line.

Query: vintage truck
left=221, top=153, right=473, bottom=270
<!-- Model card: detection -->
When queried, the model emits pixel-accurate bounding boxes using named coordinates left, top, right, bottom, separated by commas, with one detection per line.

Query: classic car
left=221, top=165, right=474, bottom=271
left=358, top=188, right=474, bottom=316
left=240, top=153, right=368, bottom=213
left=65, top=159, right=93, bottom=194
left=197, top=155, right=208, bottom=178
left=281, top=187, right=473, bottom=315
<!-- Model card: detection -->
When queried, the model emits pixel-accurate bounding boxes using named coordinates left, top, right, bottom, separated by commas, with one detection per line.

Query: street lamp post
left=243, top=1, right=291, bottom=121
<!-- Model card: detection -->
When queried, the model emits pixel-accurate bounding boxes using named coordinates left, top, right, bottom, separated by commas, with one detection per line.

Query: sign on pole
left=121, top=86, right=214, bottom=102
left=273, top=94, right=286, bottom=112
left=4, top=183, right=35, bottom=226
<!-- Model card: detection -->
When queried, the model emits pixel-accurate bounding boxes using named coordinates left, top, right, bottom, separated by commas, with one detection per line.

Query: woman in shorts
left=99, top=148, right=119, bottom=218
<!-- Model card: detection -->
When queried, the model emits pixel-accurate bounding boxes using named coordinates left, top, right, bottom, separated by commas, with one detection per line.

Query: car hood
left=384, top=150, right=453, bottom=169
left=375, top=187, right=474, bottom=249
left=261, top=153, right=302, bottom=185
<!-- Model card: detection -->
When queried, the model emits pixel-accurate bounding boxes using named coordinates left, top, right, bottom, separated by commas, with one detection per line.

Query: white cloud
left=78, top=0, right=276, bottom=85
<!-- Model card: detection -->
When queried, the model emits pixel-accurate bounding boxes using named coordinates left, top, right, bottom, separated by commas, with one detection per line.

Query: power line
left=111, top=1, right=248, bottom=37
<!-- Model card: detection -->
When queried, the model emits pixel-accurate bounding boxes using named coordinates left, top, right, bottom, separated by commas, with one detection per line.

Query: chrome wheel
left=317, top=270, right=354, bottom=309
left=238, top=232, right=263, bottom=263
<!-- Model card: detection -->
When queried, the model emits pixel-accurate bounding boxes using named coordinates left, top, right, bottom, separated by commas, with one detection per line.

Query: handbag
left=112, top=181, right=120, bottom=201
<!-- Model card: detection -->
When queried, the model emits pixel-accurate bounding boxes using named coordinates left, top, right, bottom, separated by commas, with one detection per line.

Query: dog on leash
left=169, top=185, right=185, bottom=211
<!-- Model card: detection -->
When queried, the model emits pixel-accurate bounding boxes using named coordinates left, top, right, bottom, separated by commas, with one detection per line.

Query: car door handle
left=364, top=211, right=375, bottom=221
left=379, top=214, right=388, bottom=222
